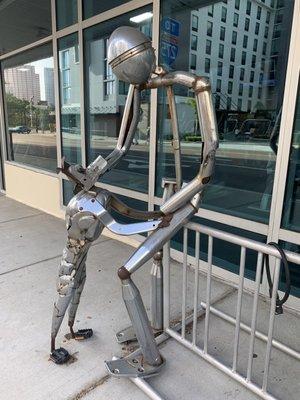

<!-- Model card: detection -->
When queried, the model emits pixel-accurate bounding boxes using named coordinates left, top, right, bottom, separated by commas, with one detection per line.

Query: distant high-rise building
left=44, top=67, right=55, bottom=107
left=4, top=64, right=40, bottom=104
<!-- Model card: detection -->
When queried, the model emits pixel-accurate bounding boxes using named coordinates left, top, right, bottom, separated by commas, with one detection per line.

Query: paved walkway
left=0, top=196, right=299, bottom=400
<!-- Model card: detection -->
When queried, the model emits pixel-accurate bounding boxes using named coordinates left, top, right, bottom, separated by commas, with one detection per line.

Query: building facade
left=0, top=0, right=299, bottom=308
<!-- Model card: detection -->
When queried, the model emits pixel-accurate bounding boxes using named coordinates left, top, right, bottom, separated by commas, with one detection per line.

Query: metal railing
left=160, top=222, right=300, bottom=400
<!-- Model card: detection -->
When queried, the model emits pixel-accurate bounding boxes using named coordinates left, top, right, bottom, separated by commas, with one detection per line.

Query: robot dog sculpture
left=50, top=26, right=218, bottom=378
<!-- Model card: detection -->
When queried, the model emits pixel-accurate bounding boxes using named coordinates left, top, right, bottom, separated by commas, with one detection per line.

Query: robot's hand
left=57, top=156, right=108, bottom=191
left=57, top=157, right=87, bottom=187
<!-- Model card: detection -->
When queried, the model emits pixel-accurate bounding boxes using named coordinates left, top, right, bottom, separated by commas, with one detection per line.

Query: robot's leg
left=50, top=242, right=90, bottom=364
left=115, top=250, right=163, bottom=344
left=106, top=202, right=195, bottom=378
left=68, top=260, right=93, bottom=340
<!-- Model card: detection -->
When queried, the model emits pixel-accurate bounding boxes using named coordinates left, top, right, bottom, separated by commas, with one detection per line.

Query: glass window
left=235, top=0, right=240, bottom=10
left=243, top=35, right=248, bottom=48
left=246, top=0, right=251, bottom=15
left=232, top=31, right=237, bottom=45
left=240, top=68, right=245, bottom=80
left=84, top=6, right=152, bottom=193
left=249, top=85, right=253, bottom=97
left=219, top=44, right=224, bottom=59
left=265, top=26, right=269, bottom=39
left=253, top=38, right=258, bottom=52
left=221, top=7, right=227, bottom=22
left=191, top=35, right=197, bottom=51
left=158, top=0, right=294, bottom=223
left=216, top=79, right=221, bottom=92
left=266, top=11, right=271, bottom=24
left=228, top=81, right=233, bottom=95
left=257, top=5, right=262, bottom=20
left=207, top=21, right=213, bottom=36
left=233, top=13, right=239, bottom=27
left=206, top=39, right=212, bottom=55
left=239, top=83, right=243, bottom=96
left=282, top=80, right=300, bottom=232
left=83, top=0, right=132, bottom=19
left=190, top=54, right=197, bottom=70
left=208, top=5, right=214, bottom=17
left=2, top=43, right=56, bottom=171
left=230, top=48, right=236, bottom=62
left=262, top=42, right=267, bottom=55
left=56, top=0, right=78, bottom=30
left=217, top=61, right=223, bottom=76
left=229, top=65, right=234, bottom=79
left=58, top=33, right=81, bottom=165
left=0, top=0, right=51, bottom=56
left=255, top=22, right=260, bottom=35
left=245, top=18, right=250, bottom=31
left=205, top=58, right=210, bottom=73
left=192, top=15, right=198, bottom=31
left=241, top=51, right=246, bottom=65
left=251, top=54, right=256, bottom=68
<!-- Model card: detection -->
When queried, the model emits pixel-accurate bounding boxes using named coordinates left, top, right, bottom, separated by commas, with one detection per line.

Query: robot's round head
left=108, top=26, right=156, bottom=85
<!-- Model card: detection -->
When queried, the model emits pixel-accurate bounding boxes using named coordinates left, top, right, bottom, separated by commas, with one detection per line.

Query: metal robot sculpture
left=50, top=26, right=218, bottom=378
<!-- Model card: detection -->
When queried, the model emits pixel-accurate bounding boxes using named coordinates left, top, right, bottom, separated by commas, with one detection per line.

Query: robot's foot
left=73, top=328, right=93, bottom=340
left=115, top=326, right=137, bottom=344
left=105, top=355, right=165, bottom=378
left=50, top=347, right=70, bottom=364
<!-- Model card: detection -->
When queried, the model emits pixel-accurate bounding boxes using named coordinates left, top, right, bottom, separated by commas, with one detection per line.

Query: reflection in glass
left=0, top=0, right=51, bottom=56
left=282, top=82, right=300, bottom=232
left=2, top=44, right=57, bottom=171
left=58, top=33, right=81, bottom=164
left=157, top=0, right=294, bottom=224
left=84, top=6, right=152, bottom=193
left=56, top=0, right=78, bottom=30
left=83, top=0, right=132, bottom=19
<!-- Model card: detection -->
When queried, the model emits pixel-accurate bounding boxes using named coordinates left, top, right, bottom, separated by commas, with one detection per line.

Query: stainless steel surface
left=200, top=303, right=300, bottom=361
left=166, top=86, right=182, bottom=191
left=192, top=231, right=200, bottom=345
left=150, top=251, right=163, bottom=331
left=51, top=27, right=219, bottom=382
left=181, top=227, right=188, bottom=339
left=122, top=278, right=163, bottom=367
left=108, top=26, right=155, bottom=84
left=115, top=325, right=137, bottom=344
left=246, top=252, right=263, bottom=381
left=204, top=235, right=213, bottom=354
left=76, top=195, right=161, bottom=236
left=232, top=246, right=246, bottom=373
left=124, top=203, right=196, bottom=274
left=105, top=354, right=165, bottom=378
left=262, top=257, right=281, bottom=392
left=158, top=220, right=300, bottom=400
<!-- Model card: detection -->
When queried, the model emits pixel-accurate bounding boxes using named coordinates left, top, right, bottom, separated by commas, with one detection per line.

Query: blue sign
left=161, top=40, right=178, bottom=65
left=162, top=17, right=180, bottom=37
left=161, top=17, right=180, bottom=66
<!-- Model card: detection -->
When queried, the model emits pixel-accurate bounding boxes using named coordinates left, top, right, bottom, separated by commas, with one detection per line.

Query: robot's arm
left=110, top=194, right=163, bottom=220
left=60, top=84, right=140, bottom=191
left=145, top=71, right=219, bottom=214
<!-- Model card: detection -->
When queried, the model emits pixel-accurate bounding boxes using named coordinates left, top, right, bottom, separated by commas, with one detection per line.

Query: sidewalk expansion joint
left=69, top=374, right=110, bottom=400
left=0, top=212, right=44, bottom=225
left=0, top=237, right=112, bottom=276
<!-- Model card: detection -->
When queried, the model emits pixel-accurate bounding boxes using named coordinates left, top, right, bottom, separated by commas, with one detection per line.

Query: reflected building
left=162, top=0, right=293, bottom=115
left=44, top=67, right=55, bottom=107
left=4, top=64, right=40, bottom=104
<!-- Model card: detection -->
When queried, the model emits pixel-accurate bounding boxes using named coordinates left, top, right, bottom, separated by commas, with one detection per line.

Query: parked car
left=9, top=126, right=31, bottom=134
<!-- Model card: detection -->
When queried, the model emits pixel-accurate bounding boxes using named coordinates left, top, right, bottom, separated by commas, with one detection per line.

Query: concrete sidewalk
left=0, top=196, right=299, bottom=400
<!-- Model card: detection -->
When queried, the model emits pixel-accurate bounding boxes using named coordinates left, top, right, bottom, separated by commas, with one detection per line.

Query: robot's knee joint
left=118, top=266, right=131, bottom=280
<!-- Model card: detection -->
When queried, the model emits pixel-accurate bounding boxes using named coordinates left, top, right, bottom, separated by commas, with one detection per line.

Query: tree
left=5, top=93, right=31, bottom=126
